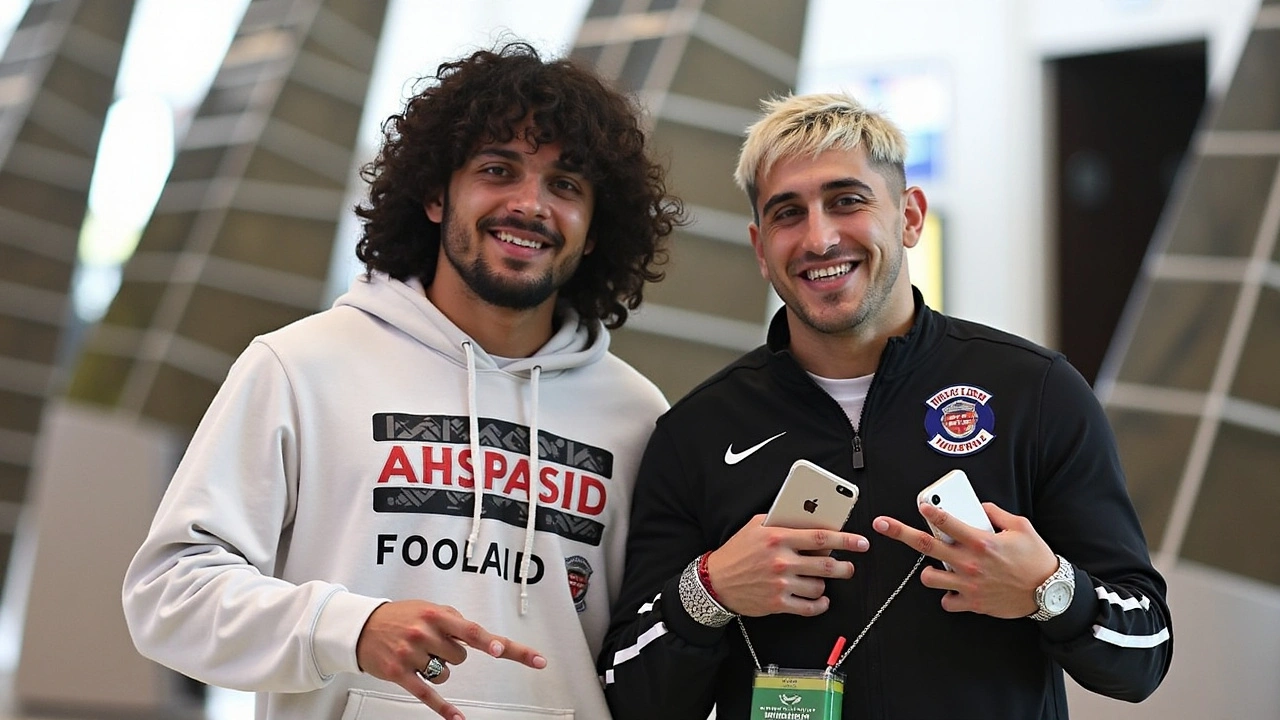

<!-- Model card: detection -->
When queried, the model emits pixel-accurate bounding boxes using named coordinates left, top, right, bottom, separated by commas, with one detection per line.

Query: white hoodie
left=122, top=272, right=668, bottom=720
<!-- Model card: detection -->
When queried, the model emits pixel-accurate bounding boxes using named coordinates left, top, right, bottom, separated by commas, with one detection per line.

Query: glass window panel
left=1165, top=155, right=1276, bottom=257
left=143, top=363, right=220, bottom=431
left=167, top=147, right=228, bottom=184
left=1106, top=408, right=1196, bottom=547
left=66, top=350, right=131, bottom=407
left=178, top=285, right=313, bottom=357
left=704, top=0, right=807, bottom=57
left=0, top=173, right=87, bottom=226
left=0, top=315, right=58, bottom=364
left=100, top=279, right=165, bottom=329
left=618, top=38, right=661, bottom=92
left=272, top=79, right=362, bottom=147
left=1230, top=285, right=1280, bottom=408
left=42, top=54, right=114, bottom=115
left=652, top=118, right=755, bottom=211
left=571, top=44, right=603, bottom=70
left=137, top=211, right=198, bottom=254
left=586, top=0, right=626, bottom=18
left=1211, top=29, right=1280, bottom=132
left=214, top=209, right=336, bottom=279
left=0, top=462, right=30, bottom=503
left=0, top=388, right=45, bottom=434
left=1115, top=279, right=1238, bottom=391
left=669, top=36, right=791, bottom=111
left=1181, top=422, right=1280, bottom=585
left=642, top=234, right=766, bottom=322
left=196, top=82, right=255, bottom=118
left=242, top=143, right=345, bottom=189
left=0, top=244, right=72, bottom=290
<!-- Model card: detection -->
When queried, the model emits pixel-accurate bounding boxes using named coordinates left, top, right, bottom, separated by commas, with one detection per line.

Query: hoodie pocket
left=340, top=689, right=574, bottom=720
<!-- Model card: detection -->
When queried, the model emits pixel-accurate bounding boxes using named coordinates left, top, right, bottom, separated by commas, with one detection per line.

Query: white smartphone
left=917, top=469, right=994, bottom=547
left=764, top=459, right=859, bottom=530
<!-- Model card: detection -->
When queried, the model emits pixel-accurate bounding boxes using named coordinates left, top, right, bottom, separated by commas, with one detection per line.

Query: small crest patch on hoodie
left=924, top=384, right=995, bottom=456
left=566, top=555, right=593, bottom=612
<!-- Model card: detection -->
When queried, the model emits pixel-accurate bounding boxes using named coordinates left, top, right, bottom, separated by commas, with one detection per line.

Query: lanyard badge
left=751, top=665, right=843, bottom=720
left=740, top=554, right=926, bottom=720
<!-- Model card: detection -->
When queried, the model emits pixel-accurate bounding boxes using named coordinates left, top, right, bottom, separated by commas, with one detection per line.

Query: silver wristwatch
left=1029, top=554, right=1075, bottom=621
left=678, top=558, right=735, bottom=627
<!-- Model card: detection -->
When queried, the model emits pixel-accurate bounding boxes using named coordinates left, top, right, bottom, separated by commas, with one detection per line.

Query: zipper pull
left=852, top=433, right=865, bottom=469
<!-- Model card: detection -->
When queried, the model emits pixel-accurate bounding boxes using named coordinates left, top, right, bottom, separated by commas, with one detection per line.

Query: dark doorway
left=1052, top=42, right=1206, bottom=386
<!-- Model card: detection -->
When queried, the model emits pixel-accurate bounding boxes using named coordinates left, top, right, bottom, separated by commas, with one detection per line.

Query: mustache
left=477, top=216, right=563, bottom=247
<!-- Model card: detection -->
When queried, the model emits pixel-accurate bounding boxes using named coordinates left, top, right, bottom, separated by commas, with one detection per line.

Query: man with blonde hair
left=597, top=92, right=1171, bottom=719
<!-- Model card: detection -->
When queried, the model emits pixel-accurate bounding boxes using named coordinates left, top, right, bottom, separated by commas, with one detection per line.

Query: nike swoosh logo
left=724, top=432, right=787, bottom=465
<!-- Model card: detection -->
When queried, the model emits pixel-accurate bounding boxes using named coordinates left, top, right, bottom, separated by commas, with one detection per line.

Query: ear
left=748, top=223, right=769, bottom=280
left=901, top=186, right=928, bottom=249
left=424, top=190, right=444, bottom=224
left=584, top=234, right=596, bottom=255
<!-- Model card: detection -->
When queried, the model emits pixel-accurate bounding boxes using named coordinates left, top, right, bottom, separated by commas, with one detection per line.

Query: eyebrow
left=473, top=147, right=586, bottom=175
left=759, top=177, right=876, bottom=219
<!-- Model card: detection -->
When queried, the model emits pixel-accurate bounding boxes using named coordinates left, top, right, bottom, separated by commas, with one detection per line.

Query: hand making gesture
left=356, top=599, right=547, bottom=720
left=872, top=502, right=1060, bottom=619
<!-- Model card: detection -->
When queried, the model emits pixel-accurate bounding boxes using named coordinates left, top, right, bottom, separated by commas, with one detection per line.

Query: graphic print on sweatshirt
left=371, top=412, right=613, bottom=547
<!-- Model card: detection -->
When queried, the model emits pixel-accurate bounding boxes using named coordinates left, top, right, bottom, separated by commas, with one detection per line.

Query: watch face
left=1045, top=580, right=1072, bottom=612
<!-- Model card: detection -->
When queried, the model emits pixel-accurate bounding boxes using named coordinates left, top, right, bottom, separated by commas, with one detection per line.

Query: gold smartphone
left=764, top=459, right=859, bottom=530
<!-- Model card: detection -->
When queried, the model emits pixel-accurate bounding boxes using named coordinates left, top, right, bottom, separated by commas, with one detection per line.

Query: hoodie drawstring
left=520, top=365, right=541, bottom=615
left=463, top=341, right=483, bottom=560
left=462, top=340, right=542, bottom=615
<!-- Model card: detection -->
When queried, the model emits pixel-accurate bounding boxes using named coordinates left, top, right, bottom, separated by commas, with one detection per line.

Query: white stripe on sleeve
left=1094, top=586, right=1151, bottom=611
left=1092, top=624, right=1170, bottom=648
left=607, top=621, right=670, bottom=681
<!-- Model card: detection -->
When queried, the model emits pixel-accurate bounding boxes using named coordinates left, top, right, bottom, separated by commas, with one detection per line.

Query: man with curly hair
left=123, top=42, right=683, bottom=720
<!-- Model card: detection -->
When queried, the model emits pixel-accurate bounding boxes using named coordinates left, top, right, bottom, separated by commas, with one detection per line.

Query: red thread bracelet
left=696, top=551, right=723, bottom=603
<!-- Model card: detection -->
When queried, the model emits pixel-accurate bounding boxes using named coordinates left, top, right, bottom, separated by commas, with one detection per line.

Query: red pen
left=824, top=635, right=847, bottom=675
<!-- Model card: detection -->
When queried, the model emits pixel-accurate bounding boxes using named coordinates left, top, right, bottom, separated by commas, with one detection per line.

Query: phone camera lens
left=931, top=494, right=941, bottom=505
left=838, top=486, right=852, bottom=497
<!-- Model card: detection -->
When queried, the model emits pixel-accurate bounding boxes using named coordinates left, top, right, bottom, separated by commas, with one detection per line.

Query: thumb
left=982, top=501, right=1016, bottom=530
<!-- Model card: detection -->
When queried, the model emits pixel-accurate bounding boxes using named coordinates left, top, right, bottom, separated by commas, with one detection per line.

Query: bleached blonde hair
left=733, top=92, right=909, bottom=219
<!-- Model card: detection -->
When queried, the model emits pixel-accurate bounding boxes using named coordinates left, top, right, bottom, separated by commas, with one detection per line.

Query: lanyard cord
left=738, top=553, right=926, bottom=673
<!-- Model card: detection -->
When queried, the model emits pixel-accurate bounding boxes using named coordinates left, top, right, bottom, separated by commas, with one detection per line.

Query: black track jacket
left=599, top=290, right=1172, bottom=720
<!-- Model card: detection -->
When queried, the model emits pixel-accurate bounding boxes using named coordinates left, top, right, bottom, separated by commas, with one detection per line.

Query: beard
left=777, top=220, right=906, bottom=335
left=439, top=205, right=579, bottom=311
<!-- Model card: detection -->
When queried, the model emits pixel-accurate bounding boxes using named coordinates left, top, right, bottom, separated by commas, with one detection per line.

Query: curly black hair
left=354, top=41, right=684, bottom=330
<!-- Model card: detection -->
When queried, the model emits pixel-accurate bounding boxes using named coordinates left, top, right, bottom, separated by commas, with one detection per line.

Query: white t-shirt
left=808, top=372, right=874, bottom=431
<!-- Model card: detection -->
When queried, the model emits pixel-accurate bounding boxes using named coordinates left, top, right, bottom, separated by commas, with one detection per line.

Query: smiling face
left=749, top=145, right=925, bottom=348
left=424, top=133, right=595, bottom=315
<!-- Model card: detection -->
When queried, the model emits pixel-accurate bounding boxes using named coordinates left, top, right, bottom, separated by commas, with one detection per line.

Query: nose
left=801, top=208, right=839, bottom=255
left=507, top=175, right=549, bottom=220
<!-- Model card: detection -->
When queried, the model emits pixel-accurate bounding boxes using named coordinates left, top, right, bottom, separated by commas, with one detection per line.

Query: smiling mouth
left=805, top=262, right=854, bottom=281
left=495, top=230, right=546, bottom=250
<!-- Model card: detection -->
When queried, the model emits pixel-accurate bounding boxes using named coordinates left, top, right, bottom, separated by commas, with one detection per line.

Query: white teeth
left=496, top=231, right=543, bottom=249
left=806, top=262, right=852, bottom=280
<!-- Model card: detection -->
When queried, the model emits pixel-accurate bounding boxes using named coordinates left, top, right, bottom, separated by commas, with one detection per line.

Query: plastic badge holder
left=751, top=664, right=843, bottom=720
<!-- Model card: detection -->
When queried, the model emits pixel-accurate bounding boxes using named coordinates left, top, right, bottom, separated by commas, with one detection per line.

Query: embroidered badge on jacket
left=924, top=384, right=996, bottom=456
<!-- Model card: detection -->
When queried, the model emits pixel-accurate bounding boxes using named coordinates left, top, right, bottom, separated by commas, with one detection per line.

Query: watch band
left=679, top=557, right=736, bottom=627
left=1029, top=554, right=1075, bottom=621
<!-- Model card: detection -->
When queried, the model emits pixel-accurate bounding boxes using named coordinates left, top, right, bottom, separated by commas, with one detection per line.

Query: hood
left=333, top=272, right=610, bottom=375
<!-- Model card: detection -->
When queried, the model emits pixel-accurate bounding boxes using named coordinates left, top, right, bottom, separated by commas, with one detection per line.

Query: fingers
left=780, top=593, right=831, bottom=617
left=918, top=503, right=978, bottom=545
left=794, top=527, right=870, bottom=554
left=872, top=515, right=952, bottom=564
left=486, top=635, right=548, bottom=669
left=401, top=673, right=463, bottom=720
left=431, top=609, right=546, bottom=668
